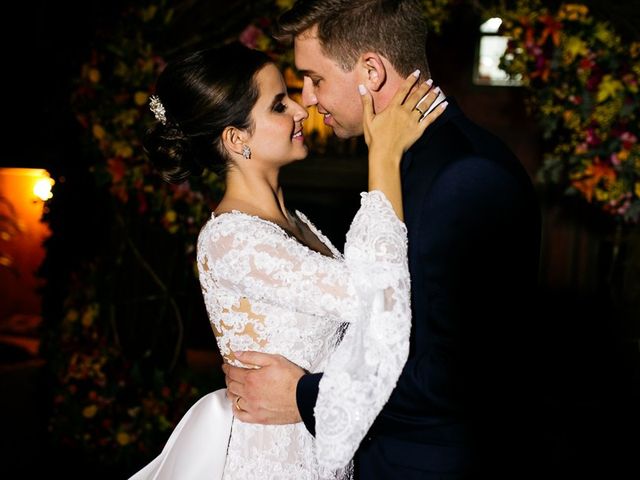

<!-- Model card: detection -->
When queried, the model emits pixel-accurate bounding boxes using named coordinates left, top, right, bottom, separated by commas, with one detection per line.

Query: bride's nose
left=292, top=101, right=309, bottom=122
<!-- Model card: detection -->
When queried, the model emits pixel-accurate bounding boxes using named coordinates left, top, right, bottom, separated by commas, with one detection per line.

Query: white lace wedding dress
left=129, top=191, right=411, bottom=480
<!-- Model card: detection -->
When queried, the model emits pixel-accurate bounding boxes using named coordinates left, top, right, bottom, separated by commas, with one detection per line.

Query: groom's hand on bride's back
left=222, top=351, right=305, bottom=424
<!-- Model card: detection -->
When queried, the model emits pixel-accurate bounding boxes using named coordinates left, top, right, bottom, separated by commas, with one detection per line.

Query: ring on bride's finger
left=415, top=106, right=425, bottom=116
left=235, top=396, right=244, bottom=411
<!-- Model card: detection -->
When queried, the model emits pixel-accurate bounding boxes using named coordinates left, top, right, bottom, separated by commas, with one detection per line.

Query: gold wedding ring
left=415, top=106, right=425, bottom=116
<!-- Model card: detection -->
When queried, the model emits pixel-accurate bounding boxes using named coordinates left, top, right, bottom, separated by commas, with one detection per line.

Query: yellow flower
left=594, top=23, right=616, bottom=47
left=92, top=124, right=106, bottom=140
left=164, top=210, right=177, bottom=223
left=114, top=109, right=138, bottom=127
left=134, top=91, right=149, bottom=106
left=562, top=110, right=581, bottom=130
left=81, top=304, right=99, bottom=327
left=82, top=405, right=98, bottom=418
left=113, top=141, right=134, bottom=159
left=618, top=150, right=630, bottom=162
left=88, top=68, right=101, bottom=84
left=563, top=36, right=588, bottom=63
left=276, top=0, right=295, bottom=10
left=114, top=61, right=129, bottom=78
left=595, top=188, right=609, bottom=202
left=608, top=180, right=625, bottom=200
left=141, top=5, right=158, bottom=22
left=596, top=75, right=624, bottom=103
left=256, top=35, right=272, bottom=52
left=116, top=432, right=131, bottom=446
left=626, top=75, right=639, bottom=94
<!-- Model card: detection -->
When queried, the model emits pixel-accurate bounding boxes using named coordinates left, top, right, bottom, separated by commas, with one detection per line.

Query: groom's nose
left=301, top=76, right=318, bottom=107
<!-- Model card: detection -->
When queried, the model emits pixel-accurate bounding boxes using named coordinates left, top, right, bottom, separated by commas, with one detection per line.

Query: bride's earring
left=242, top=145, right=251, bottom=159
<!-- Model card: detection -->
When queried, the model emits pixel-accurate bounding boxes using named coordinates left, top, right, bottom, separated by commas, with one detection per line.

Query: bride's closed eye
left=273, top=101, right=288, bottom=113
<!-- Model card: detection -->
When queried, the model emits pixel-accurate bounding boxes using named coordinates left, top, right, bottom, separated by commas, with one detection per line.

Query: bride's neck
left=222, top=166, right=288, bottom=220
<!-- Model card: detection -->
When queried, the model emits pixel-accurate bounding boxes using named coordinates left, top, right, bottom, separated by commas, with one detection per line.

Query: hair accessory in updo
left=149, top=95, right=167, bottom=124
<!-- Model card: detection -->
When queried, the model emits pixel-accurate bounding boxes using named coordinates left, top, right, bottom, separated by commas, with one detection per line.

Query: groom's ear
left=359, top=52, right=386, bottom=92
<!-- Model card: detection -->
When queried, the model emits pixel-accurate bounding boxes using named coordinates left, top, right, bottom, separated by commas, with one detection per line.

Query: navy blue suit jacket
left=297, top=99, right=542, bottom=479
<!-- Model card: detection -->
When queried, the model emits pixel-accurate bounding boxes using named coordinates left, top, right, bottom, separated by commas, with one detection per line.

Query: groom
left=223, top=1, right=543, bottom=478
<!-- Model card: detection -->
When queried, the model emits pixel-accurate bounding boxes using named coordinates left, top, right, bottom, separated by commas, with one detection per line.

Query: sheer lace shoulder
left=197, top=211, right=360, bottom=325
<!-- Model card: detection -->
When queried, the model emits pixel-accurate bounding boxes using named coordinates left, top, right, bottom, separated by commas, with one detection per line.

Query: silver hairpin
left=149, top=95, right=167, bottom=125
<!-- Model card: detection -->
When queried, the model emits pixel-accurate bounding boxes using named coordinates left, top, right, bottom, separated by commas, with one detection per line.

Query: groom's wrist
left=296, top=372, right=323, bottom=437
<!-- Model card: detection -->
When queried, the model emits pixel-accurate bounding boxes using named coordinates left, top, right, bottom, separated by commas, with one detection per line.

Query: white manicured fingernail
left=426, top=78, right=433, bottom=86
left=412, top=69, right=421, bottom=78
left=440, top=101, right=448, bottom=109
left=433, top=87, right=441, bottom=95
left=358, top=84, right=366, bottom=95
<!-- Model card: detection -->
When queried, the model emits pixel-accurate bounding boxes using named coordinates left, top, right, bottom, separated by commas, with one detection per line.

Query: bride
left=130, top=42, right=445, bottom=479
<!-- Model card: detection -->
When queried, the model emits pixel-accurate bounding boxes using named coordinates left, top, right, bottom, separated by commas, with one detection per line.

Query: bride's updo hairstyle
left=143, top=42, right=271, bottom=183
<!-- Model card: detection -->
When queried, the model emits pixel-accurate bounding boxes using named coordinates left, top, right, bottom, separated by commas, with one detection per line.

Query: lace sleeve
left=314, top=191, right=412, bottom=472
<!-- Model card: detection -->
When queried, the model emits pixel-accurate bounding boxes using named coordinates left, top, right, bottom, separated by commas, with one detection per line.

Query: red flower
left=579, top=57, right=595, bottom=71
left=107, top=157, right=127, bottom=183
left=239, top=25, right=263, bottom=50
left=137, top=191, right=148, bottom=214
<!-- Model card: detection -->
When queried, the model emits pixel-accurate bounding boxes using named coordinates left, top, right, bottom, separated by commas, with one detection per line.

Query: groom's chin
left=331, top=125, right=362, bottom=140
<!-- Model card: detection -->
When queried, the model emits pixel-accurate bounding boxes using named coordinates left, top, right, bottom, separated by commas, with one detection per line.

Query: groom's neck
left=373, top=69, right=431, bottom=113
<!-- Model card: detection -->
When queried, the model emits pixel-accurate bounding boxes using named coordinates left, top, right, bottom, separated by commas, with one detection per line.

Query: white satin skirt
left=129, top=388, right=233, bottom=480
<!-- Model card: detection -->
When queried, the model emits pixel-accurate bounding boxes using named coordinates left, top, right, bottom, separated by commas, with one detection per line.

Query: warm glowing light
left=33, top=177, right=55, bottom=201
left=480, top=17, right=503, bottom=34
left=0, top=167, right=53, bottom=326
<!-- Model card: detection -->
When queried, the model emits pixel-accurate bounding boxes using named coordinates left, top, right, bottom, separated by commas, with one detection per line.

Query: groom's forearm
left=296, top=372, right=323, bottom=436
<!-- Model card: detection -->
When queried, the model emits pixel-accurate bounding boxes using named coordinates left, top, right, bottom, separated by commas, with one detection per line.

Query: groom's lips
left=323, top=114, right=332, bottom=126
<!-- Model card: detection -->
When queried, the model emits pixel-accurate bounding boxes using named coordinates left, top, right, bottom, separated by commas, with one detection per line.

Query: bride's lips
left=292, top=129, right=304, bottom=142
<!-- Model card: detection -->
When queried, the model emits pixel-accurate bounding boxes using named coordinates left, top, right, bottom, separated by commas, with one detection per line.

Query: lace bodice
left=196, top=191, right=411, bottom=479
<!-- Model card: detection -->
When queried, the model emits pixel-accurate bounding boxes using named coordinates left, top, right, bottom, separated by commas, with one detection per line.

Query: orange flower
left=571, top=159, right=617, bottom=202
left=116, top=432, right=131, bottom=446
left=558, top=4, right=589, bottom=22
left=88, top=68, right=101, bottom=84
left=83, top=405, right=98, bottom=418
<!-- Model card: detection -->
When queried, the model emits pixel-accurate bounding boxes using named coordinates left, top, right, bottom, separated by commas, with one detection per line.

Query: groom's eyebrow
left=297, top=69, right=315, bottom=77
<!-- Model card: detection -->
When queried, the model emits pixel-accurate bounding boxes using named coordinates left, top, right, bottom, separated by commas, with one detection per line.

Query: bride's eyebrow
left=269, top=92, right=286, bottom=108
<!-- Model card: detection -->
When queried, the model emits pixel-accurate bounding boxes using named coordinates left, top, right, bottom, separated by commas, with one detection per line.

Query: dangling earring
left=242, top=145, right=251, bottom=159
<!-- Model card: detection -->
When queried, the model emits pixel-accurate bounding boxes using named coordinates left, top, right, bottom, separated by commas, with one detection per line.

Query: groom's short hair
left=275, top=0, right=429, bottom=77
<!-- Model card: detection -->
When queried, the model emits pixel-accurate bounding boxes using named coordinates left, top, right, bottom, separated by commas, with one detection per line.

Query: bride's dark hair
left=143, top=42, right=271, bottom=183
